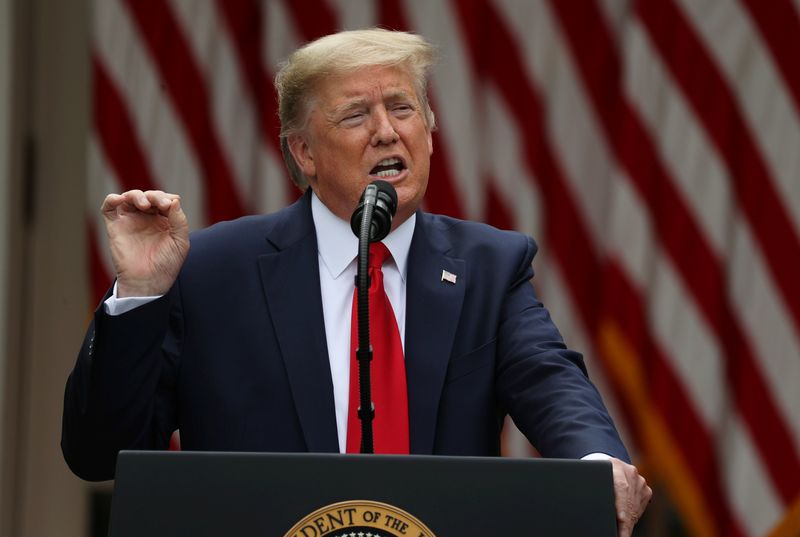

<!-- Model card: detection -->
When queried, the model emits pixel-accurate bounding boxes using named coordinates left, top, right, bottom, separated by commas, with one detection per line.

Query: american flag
left=87, top=1, right=800, bottom=535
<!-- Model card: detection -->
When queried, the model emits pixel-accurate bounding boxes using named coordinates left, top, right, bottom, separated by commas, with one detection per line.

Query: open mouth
left=369, top=157, right=406, bottom=178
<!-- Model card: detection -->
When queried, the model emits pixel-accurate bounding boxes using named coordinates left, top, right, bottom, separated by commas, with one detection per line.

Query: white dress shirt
left=311, top=193, right=415, bottom=452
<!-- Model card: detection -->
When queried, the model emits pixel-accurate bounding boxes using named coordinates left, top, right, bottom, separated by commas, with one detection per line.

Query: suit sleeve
left=61, top=286, right=181, bottom=481
left=495, top=235, right=630, bottom=461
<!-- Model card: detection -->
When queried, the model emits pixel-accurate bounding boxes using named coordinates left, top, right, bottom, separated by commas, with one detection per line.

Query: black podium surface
left=108, top=451, right=617, bottom=536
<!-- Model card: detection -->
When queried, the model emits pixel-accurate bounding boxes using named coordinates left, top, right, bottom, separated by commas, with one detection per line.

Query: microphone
left=350, top=180, right=398, bottom=242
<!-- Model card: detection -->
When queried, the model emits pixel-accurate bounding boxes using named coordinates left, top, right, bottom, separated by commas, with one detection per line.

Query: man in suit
left=62, top=28, right=651, bottom=535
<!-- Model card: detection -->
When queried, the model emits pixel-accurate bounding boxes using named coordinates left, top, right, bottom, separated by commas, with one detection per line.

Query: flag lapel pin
left=441, top=270, right=457, bottom=285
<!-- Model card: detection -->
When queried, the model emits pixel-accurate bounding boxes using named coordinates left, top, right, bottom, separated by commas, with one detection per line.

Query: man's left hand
left=610, top=457, right=652, bottom=537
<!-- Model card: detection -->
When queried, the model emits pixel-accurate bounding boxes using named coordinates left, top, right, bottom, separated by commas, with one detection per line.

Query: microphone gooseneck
left=350, top=180, right=398, bottom=454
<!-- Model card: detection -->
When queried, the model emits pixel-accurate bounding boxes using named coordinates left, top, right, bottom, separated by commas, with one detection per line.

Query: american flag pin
left=441, top=270, right=457, bottom=284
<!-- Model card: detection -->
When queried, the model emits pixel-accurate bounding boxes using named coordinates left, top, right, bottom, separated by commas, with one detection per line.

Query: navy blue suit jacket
left=62, top=191, right=627, bottom=481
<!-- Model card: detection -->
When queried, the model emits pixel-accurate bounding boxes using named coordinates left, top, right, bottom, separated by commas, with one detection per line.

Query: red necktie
left=346, top=242, right=410, bottom=454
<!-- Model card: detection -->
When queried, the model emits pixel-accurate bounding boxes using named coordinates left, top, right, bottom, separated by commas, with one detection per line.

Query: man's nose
left=370, top=109, right=399, bottom=146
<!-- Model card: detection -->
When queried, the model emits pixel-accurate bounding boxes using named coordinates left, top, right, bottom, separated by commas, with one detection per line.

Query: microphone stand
left=354, top=196, right=376, bottom=454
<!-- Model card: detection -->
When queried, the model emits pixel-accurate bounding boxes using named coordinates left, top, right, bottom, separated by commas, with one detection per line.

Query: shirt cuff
left=581, top=452, right=613, bottom=461
left=104, top=281, right=163, bottom=316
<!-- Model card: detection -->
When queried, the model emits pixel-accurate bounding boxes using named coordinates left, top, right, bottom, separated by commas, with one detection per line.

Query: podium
left=107, top=451, right=617, bottom=536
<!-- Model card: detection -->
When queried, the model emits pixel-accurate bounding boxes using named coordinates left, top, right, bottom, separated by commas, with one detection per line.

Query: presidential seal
left=283, top=500, right=437, bottom=537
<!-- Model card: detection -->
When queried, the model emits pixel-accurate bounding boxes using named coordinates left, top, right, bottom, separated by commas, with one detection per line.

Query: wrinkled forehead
left=313, top=65, right=419, bottom=105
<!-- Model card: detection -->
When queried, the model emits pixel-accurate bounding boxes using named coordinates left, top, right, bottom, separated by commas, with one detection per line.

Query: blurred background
left=1, top=0, right=798, bottom=536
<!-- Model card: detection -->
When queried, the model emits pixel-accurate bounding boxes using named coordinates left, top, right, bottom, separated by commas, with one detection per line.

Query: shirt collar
left=311, top=190, right=415, bottom=282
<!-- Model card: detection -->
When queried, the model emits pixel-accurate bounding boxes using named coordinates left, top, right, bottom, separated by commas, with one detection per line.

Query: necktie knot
left=369, top=242, right=391, bottom=270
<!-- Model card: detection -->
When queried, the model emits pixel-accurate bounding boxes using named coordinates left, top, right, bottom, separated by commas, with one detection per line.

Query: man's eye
left=340, top=113, right=364, bottom=124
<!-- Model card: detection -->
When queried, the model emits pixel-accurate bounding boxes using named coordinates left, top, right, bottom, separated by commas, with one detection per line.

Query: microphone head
left=350, top=180, right=398, bottom=242
left=371, top=180, right=398, bottom=217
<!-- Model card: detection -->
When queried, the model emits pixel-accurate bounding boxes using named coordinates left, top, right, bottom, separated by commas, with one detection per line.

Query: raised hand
left=102, top=189, right=190, bottom=298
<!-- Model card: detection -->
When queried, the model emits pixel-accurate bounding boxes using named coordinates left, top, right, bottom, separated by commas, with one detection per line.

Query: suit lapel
left=257, top=193, right=339, bottom=453
left=405, top=213, right=465, bottom=454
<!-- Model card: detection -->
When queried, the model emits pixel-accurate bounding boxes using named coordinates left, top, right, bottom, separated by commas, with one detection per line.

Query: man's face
left=288, top=65, right=433, bottom=228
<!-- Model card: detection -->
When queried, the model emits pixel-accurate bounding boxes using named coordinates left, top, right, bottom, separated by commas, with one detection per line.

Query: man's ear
left=287, top=134, right=316, bottom=178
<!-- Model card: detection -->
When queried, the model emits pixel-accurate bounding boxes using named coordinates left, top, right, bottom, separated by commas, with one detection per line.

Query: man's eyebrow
left=383, top=89, right=414, bottom=102
left=328, top=99, right=369, bottom=118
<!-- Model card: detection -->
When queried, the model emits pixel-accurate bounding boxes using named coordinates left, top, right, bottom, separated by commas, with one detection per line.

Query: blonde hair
left=275, top=28, right=437, bottom=189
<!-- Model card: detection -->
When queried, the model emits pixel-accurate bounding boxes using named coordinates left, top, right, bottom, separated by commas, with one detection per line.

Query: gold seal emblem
left=283, top=500, right=437, bottom=537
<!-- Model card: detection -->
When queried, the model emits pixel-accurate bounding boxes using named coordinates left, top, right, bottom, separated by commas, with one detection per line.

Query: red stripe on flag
left=425, top=131, right=467, bottom=218
left=637, top=0, right=800, bottom=346
left=485, top=178, right=516, bottom=231
left=282, top=0, right=338, bottom=42
left=378, top=0, right=407, bottom=31
left=123, top=0, right=246, bottom=223
left=739, top=0, right=800, bottom=116
left=92, top=56, right=158, bottom=194
left=380, top=0, right=466, bottom=219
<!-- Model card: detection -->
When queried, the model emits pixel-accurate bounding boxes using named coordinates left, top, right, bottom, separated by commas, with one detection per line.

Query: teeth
left=370, top=157, right=404, bottom=177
